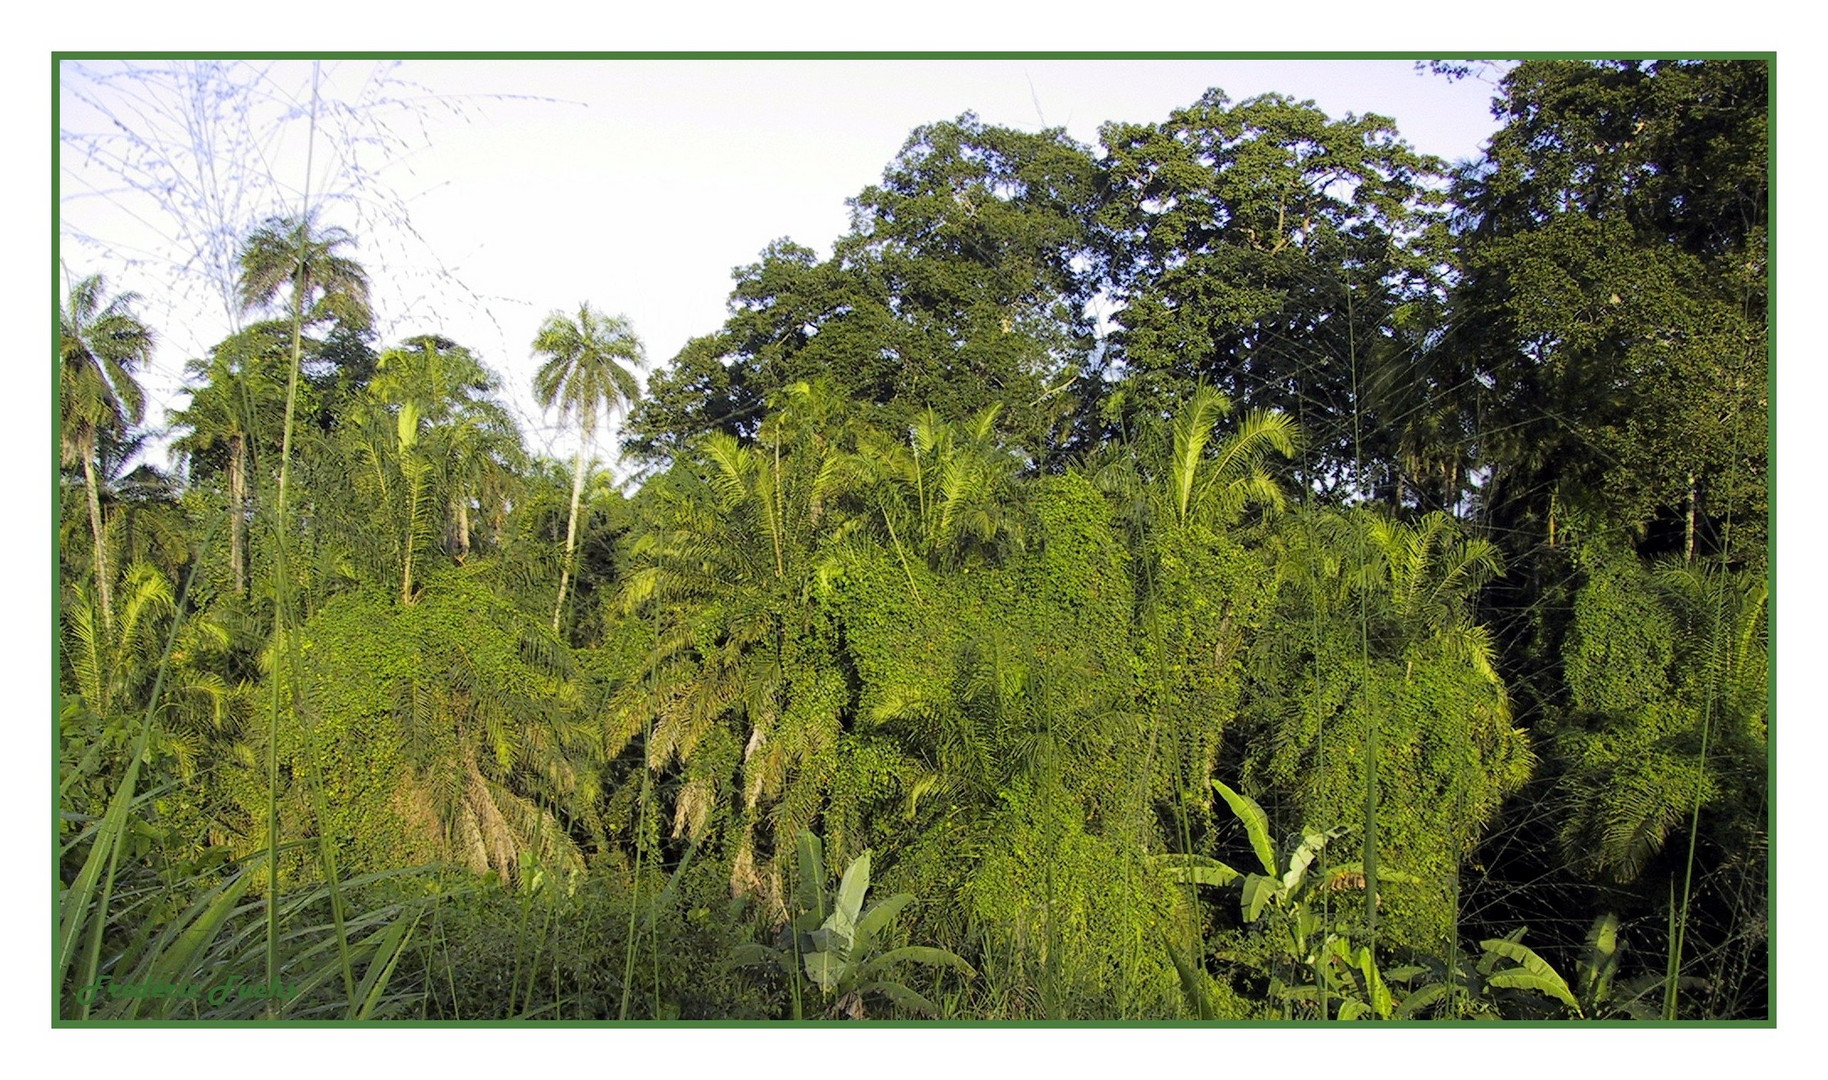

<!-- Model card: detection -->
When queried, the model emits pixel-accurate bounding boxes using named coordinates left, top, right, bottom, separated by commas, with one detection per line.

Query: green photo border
left=50, top=50, right=1778, bottom=1028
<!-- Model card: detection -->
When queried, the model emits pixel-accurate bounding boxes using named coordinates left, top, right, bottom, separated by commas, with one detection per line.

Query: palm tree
left=363, top=335, right=523, bottom=601
left=61, top=274, right=154, bottom=629
left=612, top=385, right=864, bottom=896
left=169, top=323, right=293, bottom=596
left=1090, top=383, right=1298, bottom=539
left=60, top=560, right=239, bottom=819
left=1359, top=511, right=1506, bottom=676
left=861, top=404, right=1026, bottom=571
left=1163, top=384, right=1299, bottom=528
left=531, top=304, right=644, bottom=633
left=237, top=212, right=372, bottom=331
left=1243, top=507, right=1525, bottom=948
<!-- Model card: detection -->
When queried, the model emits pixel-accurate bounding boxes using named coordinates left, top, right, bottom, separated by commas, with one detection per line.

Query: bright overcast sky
left=59, top=58, right=1510, bottom=466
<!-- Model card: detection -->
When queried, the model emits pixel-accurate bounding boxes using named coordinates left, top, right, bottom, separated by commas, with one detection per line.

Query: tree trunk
left=552, top=441, right=589, bottom=632
left=1685, top=473, right=1698, bottom=563
left=230, top=434, right=246, bottom=596
left=84, top=450, right=112, bottom=629
left=401, top=459, right=424, bottom=605
left=455, top=495, right=471, bottom=562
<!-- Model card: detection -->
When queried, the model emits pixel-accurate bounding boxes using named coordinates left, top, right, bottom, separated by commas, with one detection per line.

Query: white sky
left=59, top=58, right=1511, bottom=469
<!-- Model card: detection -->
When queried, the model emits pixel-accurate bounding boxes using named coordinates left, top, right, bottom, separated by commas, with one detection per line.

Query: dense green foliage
left=58, top=60, right=1770, bottom=1022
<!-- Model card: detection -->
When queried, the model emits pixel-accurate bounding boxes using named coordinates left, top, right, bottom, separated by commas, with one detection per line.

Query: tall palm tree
left=237, top=212, right=372, bottom=331
left=1090, top=383, right=1298, bottom=538
left=532, top=304, right=644, bottom=633
left=60, top=274, right=154, bottom=629
left=233, top=213, right=371, bottom=613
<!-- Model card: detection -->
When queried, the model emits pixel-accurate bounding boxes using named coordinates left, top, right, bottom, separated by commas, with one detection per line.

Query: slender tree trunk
left=456, top=495, right=471, bottom=561
left=1685, top=473, right=1698, bottom=563
left=401, top=530, right=415, bottom=603
left=268, top=239, right=309, bottom=1012
left=401, top=457, right=424, bottom=605
left=772, top=438, right=785, bottom=578
left=83, top=450, right=112, bottom=629
left=229, top=434, right=246, bottom=596
left=553, top=440, right=589, bottom=632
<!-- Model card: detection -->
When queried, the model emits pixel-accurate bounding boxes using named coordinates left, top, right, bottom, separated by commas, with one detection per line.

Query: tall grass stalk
left=1293, top=376, right=1334, bottom=1021
left=260, top=60, right=356, bottom=1016
left=618, top=722, right=651, bottom=1019
left=1346, top=279, right=1379, bottom=945
left=619, top=592, right=660, bottom=1020
left=1665, top=359, right=1752, bottom=1019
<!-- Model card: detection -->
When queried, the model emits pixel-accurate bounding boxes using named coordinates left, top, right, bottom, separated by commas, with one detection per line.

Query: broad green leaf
left=1162, top=936, right=1216, bottom=1020
left=1153, top=853, right=1241, bottom=888
left=1293, top=907, right=1322, bottom=952
left=861, top=945, right=975, bottom=980
left=854, top=892, right=914, bottom=954
left=1283, top=829, right=1328, bottom=893
left=1578, top=913, right=1620, bottom=1005
left=857, top=980, right=940, bottom=1017
left=1356, top=946, right=1392, bottom=1019
left=1488, top=971, right=1584, bottom=1015
left=835, top=850, right=871, bottom=926
left=796, top=831, right=827, bottom=924
left=1586, top=912, right=1619, bottom=961
left=1481, top=937, right=1581, bottom=1015
left=811, top=905, right=855, bottom=958
left=804, top=949, right=843, bottom=992
left=1477, top=926, right=1527, bottom=977
left=1394, top=981, right=1451, bottom=1019
left=1212, top=779, right=1277, bottom=876
left=732, top=943, right=783, bottom=968
left=1241, top=873, right=1278, bottom=924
